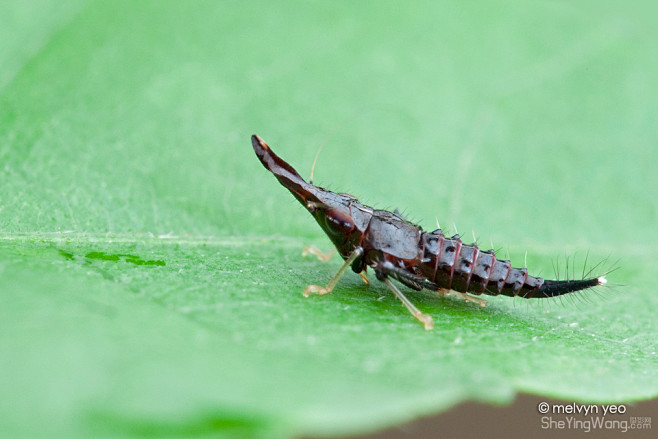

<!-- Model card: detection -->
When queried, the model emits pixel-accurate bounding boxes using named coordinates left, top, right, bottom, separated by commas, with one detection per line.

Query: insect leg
left=302, top=245, right=336, bottom=262
left=303, top=246, right=369, bottom=285
left=376, top=260, right=486, bottom=307
left=430, top=288, right=487, bottom=307
left=434, top=288, right=451, bottom=298
left=382, top=278, right=434, bottom=330
left=303, top=247, right=364, bottom=297
left=375, top=260, right=439, bottom=291
left=444, top=290, right=488, bottom=307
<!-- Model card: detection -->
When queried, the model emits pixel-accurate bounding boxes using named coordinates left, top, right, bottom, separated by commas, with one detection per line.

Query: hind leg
left=434, top=288, right=487, bottom=307
left=447, top=291, right=488, bottom=307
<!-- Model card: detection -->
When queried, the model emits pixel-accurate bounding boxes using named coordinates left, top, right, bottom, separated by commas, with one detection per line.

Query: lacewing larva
left=252, top=135, right=607, bottom=330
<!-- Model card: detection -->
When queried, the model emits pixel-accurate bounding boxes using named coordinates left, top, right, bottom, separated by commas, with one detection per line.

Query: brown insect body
left=252, top=135, right=604, bottom=326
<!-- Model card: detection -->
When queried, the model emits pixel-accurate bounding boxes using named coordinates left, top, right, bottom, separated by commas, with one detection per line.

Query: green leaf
left=1, top=1, right=656, bottom=438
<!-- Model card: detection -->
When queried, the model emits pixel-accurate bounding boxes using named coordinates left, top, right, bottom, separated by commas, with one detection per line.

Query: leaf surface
left=1, top=1, right=656, bottom=437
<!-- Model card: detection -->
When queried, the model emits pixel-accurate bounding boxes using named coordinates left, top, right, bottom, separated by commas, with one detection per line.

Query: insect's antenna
left=309, top=122, right=346, bottom=184
left=309, top=141, right=326, bottom=185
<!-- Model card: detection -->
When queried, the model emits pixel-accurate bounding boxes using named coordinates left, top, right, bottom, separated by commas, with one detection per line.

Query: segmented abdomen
left=417, top=229, right=578, bottom=299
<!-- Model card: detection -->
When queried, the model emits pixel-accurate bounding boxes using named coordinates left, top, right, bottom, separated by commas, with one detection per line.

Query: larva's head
left=251, top=135, right=313, bottom=206
left=251, top=135, right=360, bottom=247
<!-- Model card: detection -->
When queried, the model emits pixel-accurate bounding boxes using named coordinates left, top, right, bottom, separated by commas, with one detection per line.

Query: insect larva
left=252, top=135, right=608, bottom=329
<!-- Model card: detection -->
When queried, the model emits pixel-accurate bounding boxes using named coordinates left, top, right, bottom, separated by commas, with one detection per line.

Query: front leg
left=303, top=247, right=364, bottom=297
left=302, top=245, right=336, bottom=262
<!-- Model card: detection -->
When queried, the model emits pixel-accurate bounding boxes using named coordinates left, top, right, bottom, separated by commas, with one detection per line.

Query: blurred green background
left=1, top=1, right=656, bottom=438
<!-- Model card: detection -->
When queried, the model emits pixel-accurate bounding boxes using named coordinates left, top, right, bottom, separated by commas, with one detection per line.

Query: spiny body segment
left=252, top=135, right=606, bottom=329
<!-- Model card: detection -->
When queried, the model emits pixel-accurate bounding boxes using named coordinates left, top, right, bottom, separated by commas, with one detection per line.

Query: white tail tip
left=597, top=276, right=607, bottom=285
